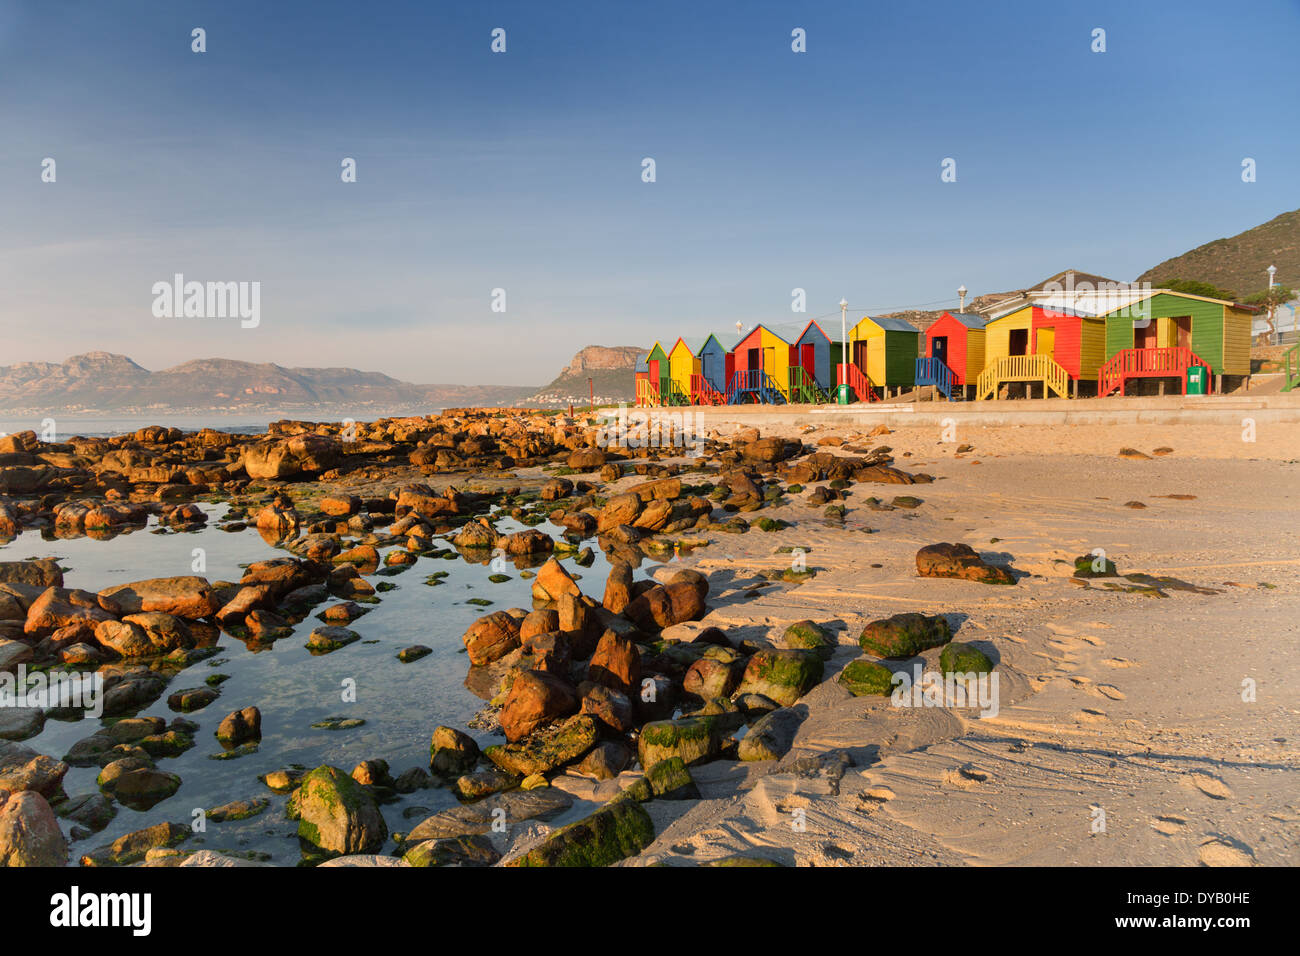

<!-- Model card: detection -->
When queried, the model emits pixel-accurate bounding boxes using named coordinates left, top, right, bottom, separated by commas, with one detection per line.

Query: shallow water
left=1, top=505, right=645, bottom=864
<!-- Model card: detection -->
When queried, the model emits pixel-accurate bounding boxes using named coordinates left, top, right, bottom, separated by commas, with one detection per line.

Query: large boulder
left=98, top=576, right=220, bottom=619
left=734, top=649, right=823, bottom=707
left=462, top=611, right=522, bottom=666
left=509, top=799, right=653, bottom=867
left=915, top=543, right=1014, bottom=585
left=0, top=790, right=68, bottom=866
left=498, top=670, right=578, bottom=743
left=858, top=613, right=952, bottom=658
left=0, top=560, right=63, bottom=588
left=242, top=435, right=342, bottom=480
left=483, top=714, right=598, bottom=776
left=586, top=629, right=641, bottom=696
left=288, top=765, right=388, bottom=857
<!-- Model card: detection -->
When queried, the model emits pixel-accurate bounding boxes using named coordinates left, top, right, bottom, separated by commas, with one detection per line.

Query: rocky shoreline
left=0, top=410, right=1291, bottom=867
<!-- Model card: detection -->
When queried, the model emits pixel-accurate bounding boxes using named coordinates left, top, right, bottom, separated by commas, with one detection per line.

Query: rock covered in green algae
left=838, top=660, right=896, bottom=697
left=287, top=765, right=388, bottom=858
left=79, top=821, right=189, bottom=867
left=509, top=799, right=655, bottom=867
left=637, top=713, right=740, bottom=769
left=858, top=612, right=952, bottom=658
left=483, top=714, right=598, bottom=776
left=1072, top=553, right=1118, bottom=578
left=783, top=620, right=835, bottom=660
left=734, top=648, right=824, bottom=707
left=642, top=756, right=701, bottom=800
left=938, top=641, right=993, bottom=675
left=403, top=834, right=501, bottom=868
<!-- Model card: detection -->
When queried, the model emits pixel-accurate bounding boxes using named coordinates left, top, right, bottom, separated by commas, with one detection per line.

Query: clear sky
left=1, top=0, right=1296, bottom=386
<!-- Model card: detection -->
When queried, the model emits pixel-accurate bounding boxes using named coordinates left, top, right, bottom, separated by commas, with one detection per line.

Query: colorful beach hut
left=634, top=353, right=652, bottom=407
left=916, top=311, right=988, bottom=400
left=771, top=320, right=832, bottom=401
left=642, top=341, right=671, bottom=406
left=1095, top=290, right=1254, bottom=396
left=697, top=333, right=736, bottom=395
left=728, top=324, right=791, bottom=403
left=977, top=304, right=1103, bottom=399
left=847, top=315, right=920, bottom=396
left=665, top=337, right=703, bottom=405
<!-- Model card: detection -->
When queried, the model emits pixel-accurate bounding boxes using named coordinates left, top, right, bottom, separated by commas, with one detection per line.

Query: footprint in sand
left=1151, top=815, right=1187, bottom=835
left=1096, top=684, right=1126, bottom=700
left=1079, top=635, right=1106, bottom=647
left=1187, top=773, right=1233, bottom=800
left=1077, top=708, right=1108, bottom=722
left=1103, top=657, right=1137, bottom=668
left=1198, top=837, right=1254, bottom=867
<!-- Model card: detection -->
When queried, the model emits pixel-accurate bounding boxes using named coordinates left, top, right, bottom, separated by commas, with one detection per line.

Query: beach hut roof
left=941, top=311, right=990, bottom=329
left=676, top=335, right=710, bottom=354
left=768, top=319, right=830, bottom=343
left=634, top=354, right=649, bottom=372
left=862, top=315, right=920, bottom=333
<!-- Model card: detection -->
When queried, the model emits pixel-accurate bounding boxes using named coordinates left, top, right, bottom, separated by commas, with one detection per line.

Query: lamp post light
left=958, top=284, right=967, bottom=312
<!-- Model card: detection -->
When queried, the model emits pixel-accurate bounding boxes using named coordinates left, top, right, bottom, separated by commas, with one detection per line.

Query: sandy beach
left=536, top=413, right=1300, bottom=866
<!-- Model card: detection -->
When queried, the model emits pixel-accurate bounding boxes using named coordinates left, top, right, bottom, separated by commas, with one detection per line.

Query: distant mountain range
left=0, top=352, right=538, bottom=416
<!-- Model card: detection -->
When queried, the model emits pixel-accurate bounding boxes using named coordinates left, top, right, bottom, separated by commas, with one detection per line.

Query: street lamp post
left=1267, top=265, right=1278, bottom=344
left=958, top=284, right=967, bottom=313
left=839, top=298, right=848, bottom=395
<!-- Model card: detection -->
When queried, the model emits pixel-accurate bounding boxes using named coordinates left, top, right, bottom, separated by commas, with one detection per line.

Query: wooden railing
left=660, top=378, right=691, bottom=406
left=690, top=373, right=726, bottom=405
left=787, top=365, right=826, bottom=403
left=1097, top=347, right=1211, bottom=397
left=1283, top=343, right=1299, bottom=393
left=835, top=363, right=879, bottom=403
left=635, top=378, right=660, bottom=407
left=915, top=356, right=953, bottom=399
left=976, top=354, right=1070, bottom=401
left=726, top=368, right=786, bottom=404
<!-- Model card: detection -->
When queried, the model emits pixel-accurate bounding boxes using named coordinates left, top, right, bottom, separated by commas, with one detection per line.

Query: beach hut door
left=1036, top=328, right=1054, bottom=358
left=932, top=336, right=948, bottom=366
left=1009, top=329, right=1029, bottom=356
left=747, top=347, right=760, bottom=371
left=1174, top=317, right=1192, bottom=348
left=1135, top=321, right=1157, bottom=349
left=801, top=343, right=815, bottom=372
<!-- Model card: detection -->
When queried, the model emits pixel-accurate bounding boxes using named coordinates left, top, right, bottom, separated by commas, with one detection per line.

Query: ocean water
left=1, top=505, right=646, bottom=864
left=0, top=417, right=269, bottom=441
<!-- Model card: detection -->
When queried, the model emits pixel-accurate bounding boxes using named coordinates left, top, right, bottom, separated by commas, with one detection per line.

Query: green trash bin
left=836, top=384, right=853, bottom=405
left=1185, top=365, right=1207, bottom=395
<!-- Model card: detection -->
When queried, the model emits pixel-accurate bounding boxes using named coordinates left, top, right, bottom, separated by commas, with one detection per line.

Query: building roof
left=768, top=318, right=831, bottom=343
left=634, top=354, right=649, bottom=372
left=860, top=314, right=920, bottom=333
left=936, top=311, right=989, bottom=329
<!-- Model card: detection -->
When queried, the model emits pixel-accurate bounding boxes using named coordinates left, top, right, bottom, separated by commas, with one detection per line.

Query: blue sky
left=1, top=0, right=1296, bottom=385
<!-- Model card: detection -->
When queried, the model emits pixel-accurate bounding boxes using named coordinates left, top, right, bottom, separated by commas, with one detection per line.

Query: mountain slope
left=525, top=345, right=646, bottom=405
left=1137, top=208, right=1300, bottom=298
left=0, top=353, right=537, bottom=413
